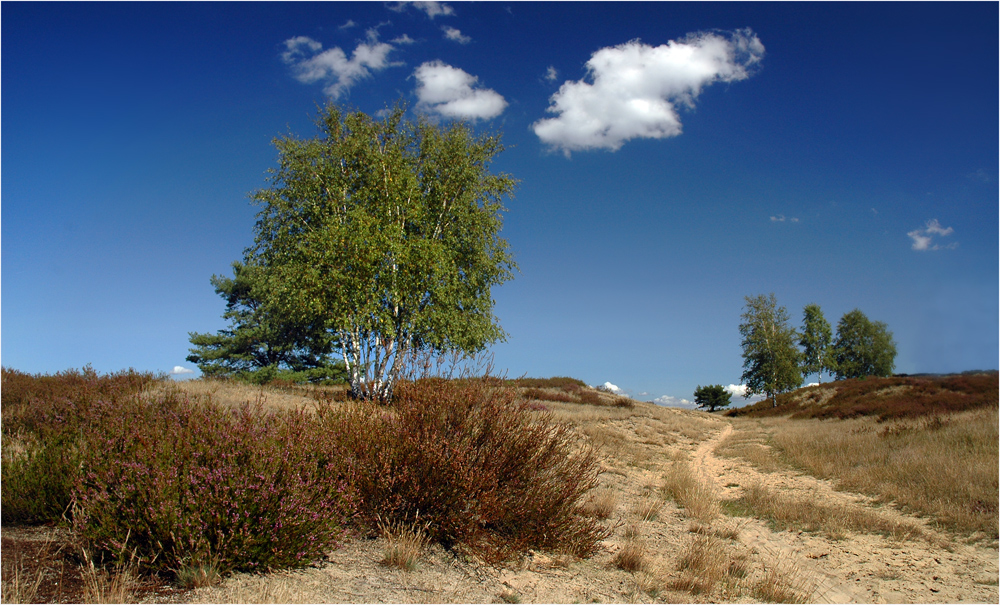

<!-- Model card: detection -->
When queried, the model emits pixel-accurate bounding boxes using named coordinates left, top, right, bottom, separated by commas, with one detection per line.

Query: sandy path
left=692, top=423, right=867, bottom=603
left=699, top=421, right=999, bottom=604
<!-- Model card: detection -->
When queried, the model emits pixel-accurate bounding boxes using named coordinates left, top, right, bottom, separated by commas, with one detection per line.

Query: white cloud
left=770, top=214, right=799, bottom=223
left=725, top=384, right=748, bottom=398
left=414, top=61, right=507, bottom=120
left=532, top=29, right=764, bottom=154
left=545, top=66, right=559, bottom=82
left=392, top=33, right=416, bottom=45
left=338, top=19, right=357, bottom=30
left=601, top=381, right=622, bottom=393
left=908, top=219, right=957, bottom=251
left=281, top=34, right=396, bottom=99
left=171, top=366, right=195, bottom=375
left=725, top=384, right=766, bottom=404
left=654, top=395, right=695, bottom=409
left=442, top=26, right=471, bottom=44
left=390, top=1, right=455, bottom=18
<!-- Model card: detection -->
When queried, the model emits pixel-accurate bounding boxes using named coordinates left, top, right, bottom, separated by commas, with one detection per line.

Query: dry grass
left=631, top=496, right=664, bottom=522
left=723, top=480, right=923, bottom=541
left=378, top=518, right=430, bottom=571
left=713, top=423, right=786, bottom=472
left=166, top=378, right=338, bottom=413
left=176, top=562, right=223, bottom=589
left=191, top=571, right=306, bottom=604
left=611, top=529, right=648, bottom=572
left=79, top=550, right=139, bottom=604
left=747, top=561, right=809, bottom=603
left=668, top=534, right=730, bottom=594
left=581, top=487, right=619, bottom=519
left=0, top=560, right=46, bottom=604
left=767, top=406, right=999, bottom=539
left=661, top=462, right=719, bottom=522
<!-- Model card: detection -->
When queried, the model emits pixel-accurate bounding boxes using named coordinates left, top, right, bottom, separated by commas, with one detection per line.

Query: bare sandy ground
left=170, top=401, right=999, bottom=604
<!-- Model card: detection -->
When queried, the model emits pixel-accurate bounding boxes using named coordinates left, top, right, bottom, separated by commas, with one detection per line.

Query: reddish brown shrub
left=324, top=378, right=609, bottom=561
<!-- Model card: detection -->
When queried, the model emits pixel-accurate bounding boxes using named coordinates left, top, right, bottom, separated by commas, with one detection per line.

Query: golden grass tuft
left=667, top=534, right=730, bottom=595
left=80, top=550, right=139, bottom=604
left=631, top=496, right=664, bottom=522
left=611, top=538, right=648, bottom=572
left=378, top=518, right=430, bottom=572
left=661, top=462, right=719, bottom=522
left=581, top=487, right=619, bottom=519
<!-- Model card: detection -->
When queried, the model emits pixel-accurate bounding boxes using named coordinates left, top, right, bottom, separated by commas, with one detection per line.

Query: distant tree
left=798, top=303, right=834, bottom=383
left=248, top=103, right=517, bottom=401
left=739, top=293, right=803, bottom=407
left=693, top=384, right=732, bottom=412
left=831, top=309, right=897, bottom=379
left=187, top=261, right=346, bottom=383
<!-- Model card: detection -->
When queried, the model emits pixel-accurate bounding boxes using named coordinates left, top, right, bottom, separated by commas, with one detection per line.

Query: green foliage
left=739, top=294, right=803, bottom=406
left=831, top=309, right=897, bottom=379
left=249, top=103, right=517, bottom=401
left=187, top=261, right=346, bottom=383
left=693, top=385, right=732, bottom=412
left=798, top=304, right=834, bottom=382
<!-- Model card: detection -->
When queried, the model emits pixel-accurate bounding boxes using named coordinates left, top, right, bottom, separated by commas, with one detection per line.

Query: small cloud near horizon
left=170, top=366, right=195, bottom=375
left=770, top=214, right=799, bottom=223
left=908, top=219, right=956, bottom=251
left=654, top=395, right=695, bottom=408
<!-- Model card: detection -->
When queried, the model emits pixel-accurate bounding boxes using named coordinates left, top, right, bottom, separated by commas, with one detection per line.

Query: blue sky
left=3, top=2, right=997, bottom=407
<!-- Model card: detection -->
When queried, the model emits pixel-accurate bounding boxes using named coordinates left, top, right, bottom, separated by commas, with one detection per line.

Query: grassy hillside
left=726, top=372, right=998, bottom=421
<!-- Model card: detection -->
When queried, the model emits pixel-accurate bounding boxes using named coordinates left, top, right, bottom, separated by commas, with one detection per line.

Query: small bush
left=612, top=539, right=647, bottom=572
left=72, top=394, right=355, bottom=575
left=325, top=377, right=610, bottom=562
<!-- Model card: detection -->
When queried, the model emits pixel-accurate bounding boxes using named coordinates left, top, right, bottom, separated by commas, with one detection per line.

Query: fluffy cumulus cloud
left=171, top=366, right=194, bottom=375
left=281, top=33, right=395, bottom=99
left=601, top=381, right=622, bottom=393
left=532, top=29, right=764, bottom=154
left=908, top=219, right=957, bottom=251
left=654, top=395, right=695, bottom=409
left=414, top=61, right=507, bottom=120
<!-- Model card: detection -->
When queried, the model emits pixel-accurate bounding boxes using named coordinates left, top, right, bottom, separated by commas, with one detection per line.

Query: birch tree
left=739, top=293, right=803, bottom=406
left=249, top=104, right=517, bottom=401
left=798, top=303, right=834, bottom=383
left=832, top=309, right=897, bottom=379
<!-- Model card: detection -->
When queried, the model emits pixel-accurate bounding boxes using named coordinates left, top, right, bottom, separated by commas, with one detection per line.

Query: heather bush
left=1, top=366, right=160, bottom=526
left=72, top=393, right=354, bottom=574
left=1, top=434, right=80, bottom=525
left=323, top=377, right=609, bottom=562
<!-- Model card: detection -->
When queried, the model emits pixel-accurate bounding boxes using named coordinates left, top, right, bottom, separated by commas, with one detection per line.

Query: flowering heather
left=72, top=395, right=354, bottom=574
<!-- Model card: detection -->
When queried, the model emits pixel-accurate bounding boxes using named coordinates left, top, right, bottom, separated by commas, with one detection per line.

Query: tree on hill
left=247, top=103, right=517, bottom=401
left=799, top=303, right=834, bottom=383
left=739, top=293, right=803, bottom=407
left=693, top=384, right=732, bottom=412
left=832, top=309, right=897, bottom=379
left=187, top=261, right=346, bottom=383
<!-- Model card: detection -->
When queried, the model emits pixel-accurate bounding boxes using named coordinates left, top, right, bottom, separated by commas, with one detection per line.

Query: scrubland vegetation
left=3, top=367, right=997, bottom=603
left=1, top=367, right=607, bottom=601
left=726, top=372, right=999, bottom=540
